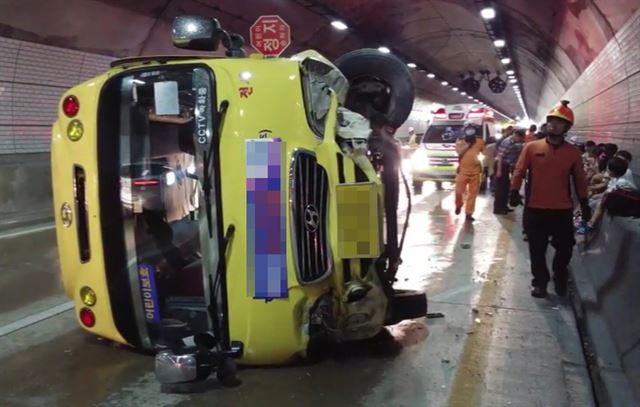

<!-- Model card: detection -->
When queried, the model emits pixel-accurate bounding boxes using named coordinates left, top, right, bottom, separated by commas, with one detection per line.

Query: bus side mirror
left=172, top=16, right=222, bottom=51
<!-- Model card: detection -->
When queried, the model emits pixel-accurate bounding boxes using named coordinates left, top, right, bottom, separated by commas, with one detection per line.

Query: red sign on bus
left=249, top=15, right=291, bottom=57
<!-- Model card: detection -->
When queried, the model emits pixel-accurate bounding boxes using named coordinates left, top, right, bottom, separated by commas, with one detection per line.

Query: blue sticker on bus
left=138, top=264, right=160, bottom=323
left=246, top=139, right=288, bottom=299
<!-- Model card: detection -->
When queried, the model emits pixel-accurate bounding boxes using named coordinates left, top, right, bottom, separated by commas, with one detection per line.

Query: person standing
left=534, top=123, right=548, bottom=140
left=454, top=122, right=485, bottom=222
left=509, top=101, right=590, bottom=298
left=484, top=138, right=498, bottom=194
left=407, top=126, right=418, bottom=146
left=502, top=125, right=515, bottom=140
left=525, top=124, right=537, bottom=143
left=522, top=123, right=550, bottom=240
left=493, top=128, right=525, bottom=215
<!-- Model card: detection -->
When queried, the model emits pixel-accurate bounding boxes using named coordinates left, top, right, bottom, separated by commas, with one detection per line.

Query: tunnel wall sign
left=249, top=15, right=291, bottom=57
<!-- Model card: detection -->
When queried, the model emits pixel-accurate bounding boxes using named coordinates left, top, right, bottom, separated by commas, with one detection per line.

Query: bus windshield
left=99, top=65, right=219, bottom=346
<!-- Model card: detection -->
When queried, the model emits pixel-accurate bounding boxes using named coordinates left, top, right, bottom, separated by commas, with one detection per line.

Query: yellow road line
left=447, top=222, right=513, bottom=406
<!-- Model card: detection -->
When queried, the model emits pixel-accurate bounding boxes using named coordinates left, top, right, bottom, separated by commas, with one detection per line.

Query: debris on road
left=389, top=319, right=429, bottom=346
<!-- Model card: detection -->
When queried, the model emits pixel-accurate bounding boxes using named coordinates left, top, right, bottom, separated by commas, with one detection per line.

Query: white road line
left=0, top=223, right=55, bottom=240
left=0, top=301, right=74, bottom=337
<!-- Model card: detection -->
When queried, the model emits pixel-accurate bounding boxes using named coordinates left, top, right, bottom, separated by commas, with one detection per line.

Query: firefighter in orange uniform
left=454, top=122, right=485, bottom=222
left=510, top=100, right=590, bottom=298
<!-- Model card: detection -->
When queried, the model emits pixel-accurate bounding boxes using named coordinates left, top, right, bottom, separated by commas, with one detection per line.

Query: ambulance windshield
left=422, top=124, right=482, bottom=143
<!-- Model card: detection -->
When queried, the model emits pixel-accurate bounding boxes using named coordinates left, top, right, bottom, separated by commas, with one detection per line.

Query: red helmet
left=547, top=100, right=574, bottom=125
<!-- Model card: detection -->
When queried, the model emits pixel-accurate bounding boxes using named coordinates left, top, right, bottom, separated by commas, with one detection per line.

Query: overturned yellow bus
left=51, top=15, right=426, bottom=386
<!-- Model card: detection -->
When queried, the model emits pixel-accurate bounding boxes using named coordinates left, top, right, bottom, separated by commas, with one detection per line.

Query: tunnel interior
left=1, top=0, right=639, bottom=177
left=1, top=1, right=640, bottom=405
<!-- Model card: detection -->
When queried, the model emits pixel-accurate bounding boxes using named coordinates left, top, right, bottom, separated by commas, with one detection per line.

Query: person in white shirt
left=578, top=156, right=637, bottom=234
left=614, top=150, right=637, bottom=189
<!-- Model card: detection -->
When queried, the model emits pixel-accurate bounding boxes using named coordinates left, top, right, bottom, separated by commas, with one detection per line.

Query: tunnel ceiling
left=1, top=0, right=639, bottom=121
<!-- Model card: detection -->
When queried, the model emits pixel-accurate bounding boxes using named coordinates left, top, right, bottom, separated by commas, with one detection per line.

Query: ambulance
left=410, top=104, right=497, bottom=194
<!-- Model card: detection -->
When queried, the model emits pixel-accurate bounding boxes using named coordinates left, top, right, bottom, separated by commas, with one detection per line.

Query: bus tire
left=335, top=49, right=415, bottom=128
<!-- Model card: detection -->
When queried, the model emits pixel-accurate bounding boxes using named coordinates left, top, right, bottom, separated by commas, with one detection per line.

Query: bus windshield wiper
left=202, top=100, right=229, bottom=238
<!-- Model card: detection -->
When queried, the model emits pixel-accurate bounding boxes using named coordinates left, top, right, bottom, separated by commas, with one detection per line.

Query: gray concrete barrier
left=572, top=214, right=640, bottom=406
left=0, top=153, right=53, bottom=231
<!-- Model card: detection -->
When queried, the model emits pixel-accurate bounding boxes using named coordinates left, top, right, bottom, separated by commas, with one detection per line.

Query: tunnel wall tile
left=0, top=40, right=19, bottom=82
left=562, top=9, right=640, bottom=174
left=0, top=36, right=113, bottom=155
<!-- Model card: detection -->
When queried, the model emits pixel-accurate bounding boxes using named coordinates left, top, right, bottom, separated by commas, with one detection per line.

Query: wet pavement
left=0, top=224, right=67, bottom=327
left=0, top=182, right=595, bottom=407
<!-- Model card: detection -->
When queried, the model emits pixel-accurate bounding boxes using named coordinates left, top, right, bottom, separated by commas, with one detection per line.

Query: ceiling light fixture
left=510, top=78, right=518, bottom=83
left=427, top=73, right=436, bottom=78
left=407, top=62, right=417, bottom=68
left=331, top=21, right=348, bottom=30
left=494, top=39, right=506, bottom=48
left=378, top=46, right=390, bottom=54
left=441, top=81, right=448, bottom=86
left=452, top=87, right=459, bottom=91
left=481, top=7, right=496, bottom=20
left=506, top=70, right=515, bottom=75
left=501, top=57, right=511, bottom=64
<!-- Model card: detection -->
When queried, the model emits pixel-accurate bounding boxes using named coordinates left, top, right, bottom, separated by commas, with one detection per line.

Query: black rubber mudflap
left=387, top=289, right=428, bottom=325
